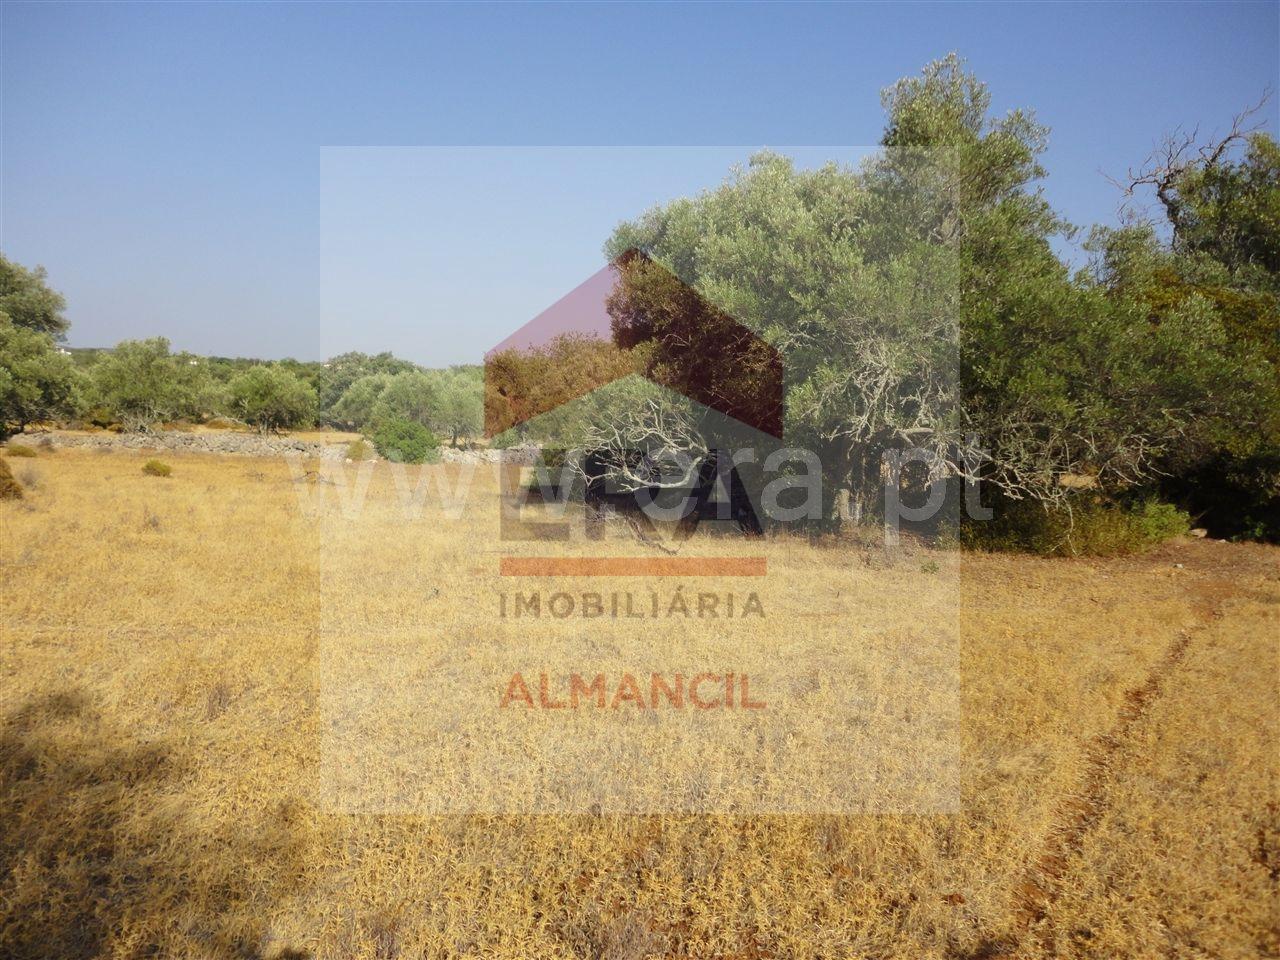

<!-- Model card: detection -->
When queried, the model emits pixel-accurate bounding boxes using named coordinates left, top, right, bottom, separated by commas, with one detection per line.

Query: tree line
left=489, top=55, right=1278, bottom=545
left=3, top=55, right=1276, bottom=543
left=0, top=275, right=483, bottom=449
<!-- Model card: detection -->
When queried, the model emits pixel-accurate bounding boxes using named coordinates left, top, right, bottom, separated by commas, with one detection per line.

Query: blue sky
left=2, top=1, right=1277, bottom=365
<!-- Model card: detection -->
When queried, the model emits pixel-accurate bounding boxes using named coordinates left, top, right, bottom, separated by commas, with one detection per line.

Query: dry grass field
left=1, top=445, right=1276, bottom=959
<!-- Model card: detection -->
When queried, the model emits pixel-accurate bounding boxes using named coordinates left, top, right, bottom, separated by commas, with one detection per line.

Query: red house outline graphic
left=484, top=249, right=784, bottom=440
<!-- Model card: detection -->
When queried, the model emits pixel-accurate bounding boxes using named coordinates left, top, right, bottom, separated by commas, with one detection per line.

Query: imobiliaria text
left=501, top=671, right=766, bottom=710
left=497, top=590, right=764, bottom=619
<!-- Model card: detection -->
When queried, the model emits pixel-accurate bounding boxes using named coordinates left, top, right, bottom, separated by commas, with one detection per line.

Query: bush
left=142, top=459, right=172, bottom=477
left=1129, top=499, right=1193, bottom=543
left=0, top=457, right=23, bottom=500
left=949, top=495, right=1190, bottom=557
left=346, top=439, right=371, bottom=461
left=371, top=418, right=440, bottom=464
left=4, top=444, right=37, bottom=458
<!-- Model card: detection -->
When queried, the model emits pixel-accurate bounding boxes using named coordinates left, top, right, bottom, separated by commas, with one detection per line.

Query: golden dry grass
left=1, top=449, right=1276, bottom=959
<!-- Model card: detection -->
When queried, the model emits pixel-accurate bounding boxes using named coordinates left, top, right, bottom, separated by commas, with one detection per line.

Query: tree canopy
left=0, top=319, right=80, bottom=437
left=598, top=54, right=1278, bottom=538
left=88, top=339, right=221, bottom=431
left=228, top=365, right=318, bottom=433
left=0, top=255, right=69, bottom=339
left=2, top=56, right=1274, bottom=544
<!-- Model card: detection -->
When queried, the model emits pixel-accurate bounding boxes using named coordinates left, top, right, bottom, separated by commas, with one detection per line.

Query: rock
left=1189, top=528, right=1208, bottom=538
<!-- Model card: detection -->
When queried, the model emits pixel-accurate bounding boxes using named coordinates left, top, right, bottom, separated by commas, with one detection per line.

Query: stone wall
left=15, top=430, right=543, bottom=465
left=440, top=445, right=540, bottom=465
left=20, top=430, right=348, bottom=460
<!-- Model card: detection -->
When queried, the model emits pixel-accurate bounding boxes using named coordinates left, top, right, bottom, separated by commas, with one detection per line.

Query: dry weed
left=0, top=449, right=1274, bottom=959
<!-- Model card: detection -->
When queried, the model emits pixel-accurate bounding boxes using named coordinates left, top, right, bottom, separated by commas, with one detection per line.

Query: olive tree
left=431, top=368, right=483, bottom=446
left=603, top=54, right=1273, bottom=520
left=90, top=338, right=209, bottom=431
left=372, top=370, right=440, bottom=428
left=228, top=365, right=317, bottom=433
left=332, top=373, right=393, bottom=428
left=0, top=318, right=81, bottom=437
left=0, top=255, right=69, bottom=339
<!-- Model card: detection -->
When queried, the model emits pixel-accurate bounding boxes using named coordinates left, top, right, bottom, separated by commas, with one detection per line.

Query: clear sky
left=2, top=1, right=1277, bottom=366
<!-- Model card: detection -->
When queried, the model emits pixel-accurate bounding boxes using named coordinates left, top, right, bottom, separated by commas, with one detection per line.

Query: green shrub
left=4, top=443, right=37, bottom=458
left=371, top=418, right=440, bottom=464
left=142, top=459, right=172, bottom=477
left=948, top=494, right=1190, bottom=557
left=1129, top=499, right=1192, bottom=543
left=346, top=439, right=371, bottom=461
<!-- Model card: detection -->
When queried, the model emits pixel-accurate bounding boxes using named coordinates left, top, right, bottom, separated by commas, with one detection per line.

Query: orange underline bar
left=499, top=557, right=767, bottom=577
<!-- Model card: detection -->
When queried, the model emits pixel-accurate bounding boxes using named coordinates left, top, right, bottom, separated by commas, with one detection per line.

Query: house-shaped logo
left=484, top=250, right=785, bottom=558
left=484, top=249, right=783, bottom=440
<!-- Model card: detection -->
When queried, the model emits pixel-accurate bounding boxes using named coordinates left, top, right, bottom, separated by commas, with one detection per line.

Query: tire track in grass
left=970, top=566, right=1231, bottom=960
